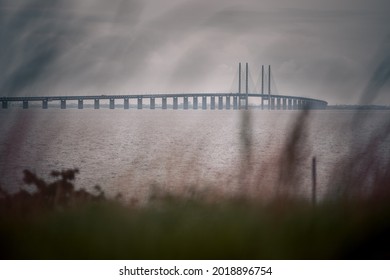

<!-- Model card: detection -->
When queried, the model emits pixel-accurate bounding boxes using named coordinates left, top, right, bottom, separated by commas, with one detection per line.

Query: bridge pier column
left=261, top=96, right=264, bottom=110
left=162, top=97, right=167, bottom=109
left=61, top=100, right=66, bottom=109
left=2, top=101, right=8, bottom=109
left=94, top=99, right=100, bottom=109
left=210, top=96, right=215, bottom=110
left=240, top=96, right=248, bottom=110
left=282, top=98, right=287, bottom=110
left=124, top=98, right=129, bottom=109
left=22, top=100, right=28, bottom=109
left=277, top=98, right=281, bottom=110
left=42, top=100, right=48, bottom=109
left=239, top=96, right=245, bottom=109
left=233, top=96, right=238, bottom=110
left=150, top=98, right=155, bottom=109
left=193, top=96, right=198, bottom=109
left=288, top=99, right=292, bottom=110
left=109, top=98, right=115, bottom=109
left=293, top=99, right=298, bottom=110
left=226, top=96, right=231, bottom=110
left=302, top=101, right=307, bottom=109
left=270, top=98, right=275, bottom=110
left=218, top=96, right=223, bottom=110
left=137, top=98, right=143, bottom=109
left=183, top=97, right=188, bottom=110
left=173, top=97, right=178, bottom=110
left=202, top=96, right=207, bottom=110
left=78, top=99, right=83, bottom=109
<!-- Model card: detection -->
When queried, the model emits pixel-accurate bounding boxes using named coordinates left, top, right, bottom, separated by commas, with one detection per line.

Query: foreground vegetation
left=0, top=164, right=389, bottom=259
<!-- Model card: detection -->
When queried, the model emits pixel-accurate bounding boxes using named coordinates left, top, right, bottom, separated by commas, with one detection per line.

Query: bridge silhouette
left=0, top=63, right=327, bottom=110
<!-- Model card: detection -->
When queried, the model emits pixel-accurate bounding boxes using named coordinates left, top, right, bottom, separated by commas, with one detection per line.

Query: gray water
left=1, top=109, right=389, bottom=202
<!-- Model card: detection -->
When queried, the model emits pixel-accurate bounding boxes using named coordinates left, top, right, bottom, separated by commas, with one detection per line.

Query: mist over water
left=1, top=109, right=388, bottom=202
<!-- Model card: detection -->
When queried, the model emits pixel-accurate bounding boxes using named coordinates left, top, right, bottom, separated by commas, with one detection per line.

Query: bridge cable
left=248, top=68, right=257, bottom=94
left=254, top=67, right=263, bottom=94
left=270, top=71, right=279, bottom=95
left=229, top=66, right=240, bottom=93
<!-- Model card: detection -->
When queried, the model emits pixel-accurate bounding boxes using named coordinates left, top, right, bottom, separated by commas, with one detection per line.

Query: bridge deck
left=0, top=93, right=327, bottom=105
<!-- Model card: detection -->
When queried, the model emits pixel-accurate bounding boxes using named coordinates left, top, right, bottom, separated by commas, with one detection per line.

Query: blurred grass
left=1, top=185, right=390, bottom=259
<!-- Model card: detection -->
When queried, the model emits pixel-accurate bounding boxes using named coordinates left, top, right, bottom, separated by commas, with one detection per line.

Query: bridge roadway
left=0, top=93, right=328, bottom=110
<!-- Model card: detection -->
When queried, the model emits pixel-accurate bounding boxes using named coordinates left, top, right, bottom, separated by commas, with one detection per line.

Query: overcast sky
left=0, top=0, right=389, bottom=104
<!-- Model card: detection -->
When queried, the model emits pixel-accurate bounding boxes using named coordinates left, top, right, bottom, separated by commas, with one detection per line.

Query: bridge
left=0, top=63, right=328, bottom=110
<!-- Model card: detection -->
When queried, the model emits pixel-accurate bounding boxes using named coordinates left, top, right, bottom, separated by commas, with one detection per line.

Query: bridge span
left=0, top=93, right=327, bottom=110
left=0, top=63, right=328, bottom=110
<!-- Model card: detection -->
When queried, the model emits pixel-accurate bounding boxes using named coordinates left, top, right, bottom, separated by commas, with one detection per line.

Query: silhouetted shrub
left=0, top=168, right=105, bottom=216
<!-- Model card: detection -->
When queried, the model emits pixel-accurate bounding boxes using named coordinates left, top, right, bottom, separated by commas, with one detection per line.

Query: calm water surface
left=1, top=109, right=389, bottom=202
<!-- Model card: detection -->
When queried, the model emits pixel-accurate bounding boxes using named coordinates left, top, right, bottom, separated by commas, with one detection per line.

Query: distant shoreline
left=326, top=105, right=390, bottom=110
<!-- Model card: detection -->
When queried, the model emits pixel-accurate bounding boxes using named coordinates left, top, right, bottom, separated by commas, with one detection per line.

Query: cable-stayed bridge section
left=0, top=63, right=328, bottom=110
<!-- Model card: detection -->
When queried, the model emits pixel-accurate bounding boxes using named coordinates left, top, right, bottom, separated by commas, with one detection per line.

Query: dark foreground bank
left=1, top=169, right=389, bottom=260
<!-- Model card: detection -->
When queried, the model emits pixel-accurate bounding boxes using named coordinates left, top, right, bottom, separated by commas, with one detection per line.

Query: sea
left=1, top=108, right=389, bottom=203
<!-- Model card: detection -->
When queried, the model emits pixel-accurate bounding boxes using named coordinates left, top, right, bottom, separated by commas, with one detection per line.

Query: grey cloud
left=0, top=0, right=65, bottom=95
left=1, top=0, right=389, bottom=104
left=359, top=35, right=390, bottom=105
left=0, top=0, right=145, bottom=95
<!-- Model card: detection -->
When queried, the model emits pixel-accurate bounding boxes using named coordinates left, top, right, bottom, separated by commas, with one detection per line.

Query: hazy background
left=0, top=0, right=389, bottom=105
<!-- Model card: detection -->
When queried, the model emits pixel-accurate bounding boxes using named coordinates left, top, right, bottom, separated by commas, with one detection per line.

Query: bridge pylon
left=238, top=62, right=249, bottom=110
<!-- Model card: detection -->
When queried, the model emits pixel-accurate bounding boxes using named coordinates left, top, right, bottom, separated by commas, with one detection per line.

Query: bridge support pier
left=202, top=96, right=207, bottom=110
left=233, top=96, right=238, bottom=110
left=183, top=97, right=188, bottom=110
left=283, top=98, right=287, bottom=110
left=61, top=100, right=66, bottom=109
left=162, top=97, right=167, bottom=109
left=239, top=96, right=245, bottom=110
left=150, top=98, right=155, bottom=109
left=226, top=96, right=231, bottom=110
left=277, top=98, right=281, bottom=110
left=173, top=97, right=178, bottom=110
left=42, top=100, right=48, bottom=109
left=124, top=98, right=129, bottom=109
left=94, top=99, right=100, bottom=109
left=270, top=98, right=275, bottom=110
left=109, top=99, right=115, bottom=109
left=261, top=96, right=264, bottom=110
left=2, top=101, right=8, bottom=109
left=239, top=96, right=248, bottom=110
left=22, top=100, right=28, bottom=109
left=210, top=96, right=215, bottom=110
left=288, top=99, right=292, bottom=110
left=218, top=96, right=223, bottom=110
left=137, top=98, right=143, bottom=109
left=293, top=99, right=298, bottom=110
left=193, top=96, right=198, bottom=109
left=78, top=99, right=83, bottom=109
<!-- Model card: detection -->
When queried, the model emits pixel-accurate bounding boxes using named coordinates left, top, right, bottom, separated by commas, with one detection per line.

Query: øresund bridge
left=0, top=63, right=327, bottom=110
